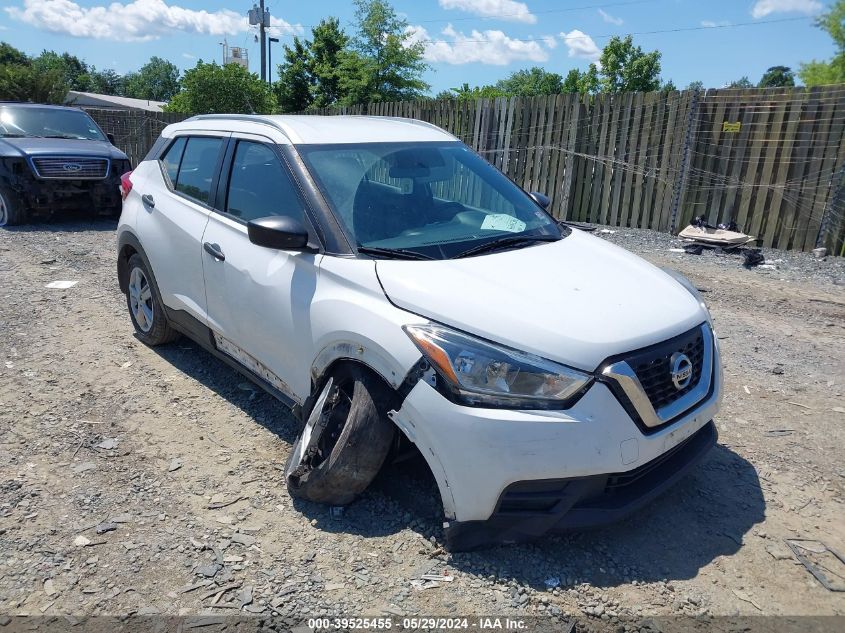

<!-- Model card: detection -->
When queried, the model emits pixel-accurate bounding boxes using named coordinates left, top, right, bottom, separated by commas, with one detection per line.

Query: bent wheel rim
left=286, top=376, right=354, bottom=480
left=128, top=267, right=154, bottom=333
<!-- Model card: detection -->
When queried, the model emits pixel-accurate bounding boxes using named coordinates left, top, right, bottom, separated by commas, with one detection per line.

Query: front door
left=201, top=137, right=319, bottom=403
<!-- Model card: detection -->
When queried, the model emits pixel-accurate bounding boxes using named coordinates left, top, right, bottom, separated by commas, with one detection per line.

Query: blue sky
left=0, top=0, right=837, bottom=93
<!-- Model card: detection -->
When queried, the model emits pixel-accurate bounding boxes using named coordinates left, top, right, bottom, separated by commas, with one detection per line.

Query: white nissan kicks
left=117, top=115, right=722, bottom=550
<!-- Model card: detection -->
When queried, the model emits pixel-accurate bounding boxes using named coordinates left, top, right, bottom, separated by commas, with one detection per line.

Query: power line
left=416, top=15, right=814, bottom=46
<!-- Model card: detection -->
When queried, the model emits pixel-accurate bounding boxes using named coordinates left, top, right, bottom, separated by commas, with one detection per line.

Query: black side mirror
left=247, top=216, right=310, bottom=250
left=529, top=192, right=551, bottom=209
left=106, top=133, right=116, bottom=145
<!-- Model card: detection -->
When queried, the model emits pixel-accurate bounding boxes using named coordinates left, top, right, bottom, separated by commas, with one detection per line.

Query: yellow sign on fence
left=723, top=121, right=741, bottom=133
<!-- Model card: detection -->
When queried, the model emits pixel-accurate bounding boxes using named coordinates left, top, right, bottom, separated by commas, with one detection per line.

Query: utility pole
left=259, top=0, right=267, bottom=83
left=268, top=37, right=280, bottom=84
left=248, top=2, right=269, bottom=80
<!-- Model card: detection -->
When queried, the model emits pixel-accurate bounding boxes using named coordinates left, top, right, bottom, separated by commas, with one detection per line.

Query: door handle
left=141, top=193, right=155, bottom=208
left=203, top=242, right=225, bottom=261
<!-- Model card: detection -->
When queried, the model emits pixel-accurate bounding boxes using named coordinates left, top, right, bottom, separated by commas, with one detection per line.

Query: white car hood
left=375, top=229, right=706, bottom=371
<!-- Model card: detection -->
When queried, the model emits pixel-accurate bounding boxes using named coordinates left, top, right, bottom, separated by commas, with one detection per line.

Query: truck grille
left=31, top=156, right=109, bottom=180
left=628, top=327, right=705, bottom=411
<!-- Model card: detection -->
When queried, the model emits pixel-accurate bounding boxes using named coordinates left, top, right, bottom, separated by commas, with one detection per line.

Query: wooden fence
left=311, top=88, right=845, bottom=254
left=84, top=108, right=188, bottom=167
left=84, top=87, right=845, bottom=253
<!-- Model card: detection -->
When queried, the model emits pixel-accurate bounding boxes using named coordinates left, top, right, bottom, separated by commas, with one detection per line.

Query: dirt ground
left=1, top=218, right=843, bottom=624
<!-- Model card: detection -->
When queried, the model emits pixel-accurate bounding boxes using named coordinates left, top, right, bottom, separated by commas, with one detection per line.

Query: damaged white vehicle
left=117, top=115, right=722, bottom=550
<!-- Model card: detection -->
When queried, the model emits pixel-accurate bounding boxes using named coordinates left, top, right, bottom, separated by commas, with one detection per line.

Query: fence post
left=815, top=162, right=845, bottom=250
left=669, top=89, right=701, bottom=233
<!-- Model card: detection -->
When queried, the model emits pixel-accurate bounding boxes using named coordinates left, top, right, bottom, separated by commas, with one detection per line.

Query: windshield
left=298, top=141, right=562, bottom=259
left=0, top=106, right=106, bottom=141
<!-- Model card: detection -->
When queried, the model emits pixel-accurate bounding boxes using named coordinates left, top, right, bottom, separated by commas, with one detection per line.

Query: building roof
left=66, top=91, right=166, bottom=113
left=177, top=114, right=456, bottom=145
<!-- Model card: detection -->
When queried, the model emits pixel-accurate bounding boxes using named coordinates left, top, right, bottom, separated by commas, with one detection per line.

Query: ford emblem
left=62, top=163, right=82, bottom=172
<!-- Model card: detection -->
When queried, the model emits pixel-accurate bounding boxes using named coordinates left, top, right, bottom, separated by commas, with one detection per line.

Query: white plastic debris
left=545, top=576, right=561, bottom=589
left=598, top=229, right=616, bottom=234
left=669, top=248, right=686, bottom=253
left=45, top=280, right=78, bottom=289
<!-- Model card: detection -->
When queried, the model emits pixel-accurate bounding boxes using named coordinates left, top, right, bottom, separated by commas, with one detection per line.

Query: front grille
left=31, top=156, right=109, bottom=180
left=628, top=327, right=705, bottom=411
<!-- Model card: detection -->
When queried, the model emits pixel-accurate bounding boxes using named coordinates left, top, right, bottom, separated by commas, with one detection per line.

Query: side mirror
left=106, top=133, right=116, bottom=145
left=529, top=192, right=551, bottom=209
left=247, top=216, right=310, bottom=250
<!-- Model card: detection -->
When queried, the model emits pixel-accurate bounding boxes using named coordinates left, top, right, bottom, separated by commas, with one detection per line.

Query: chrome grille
left=630, top=328, right=705, bottom=411
left=31, top=156, right=109, bottom=180
left=602, top=324, right=714, bottom=430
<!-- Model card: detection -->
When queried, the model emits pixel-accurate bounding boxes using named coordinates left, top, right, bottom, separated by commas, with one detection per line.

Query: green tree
left=562, top=69, right=582, bottom=93
left=799, top=0, right=845, bottom=86
left=85, top=68, right=125, bottom=96
left=598, top=36, right=661, bottom=92
left=758, top=66, right=795, bottom=88
left=686, top=80, right=704, bottom=91
left=436, top=83, right=506, bottom=100
left=124, top=57, right=180, bottom=101
left=0, top=64, right=68, bottom=103
left=275, top=37, right=313, bottom=112
left=340, top=0, right=429, bottom=104
left=32, top=51, right=90, bottom=91
left=165, top=61, right=275, bottom=114
left=310, top=18, right=350, bottom=108
left=661, top=79, right=677, bottom=92
left=562, top=64, right=599, bottom=94
left=494, top=67, right=563, bottom=96
left=727, top=76, right=753, bottom=88
left=0, top=42, right=29, bottom=66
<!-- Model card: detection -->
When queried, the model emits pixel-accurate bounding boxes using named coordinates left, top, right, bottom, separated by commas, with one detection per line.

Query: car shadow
left=3, top=213, right=118, bottom=233
left=144, top=337, right=764, bottom=587
left=302, top=440, right=766, bottom=590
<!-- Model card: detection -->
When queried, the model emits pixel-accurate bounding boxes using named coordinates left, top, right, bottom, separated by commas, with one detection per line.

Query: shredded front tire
left=285, top=364, right=395, bottom=505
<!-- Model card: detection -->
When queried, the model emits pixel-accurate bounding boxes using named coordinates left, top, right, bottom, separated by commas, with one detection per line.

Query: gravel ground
left=0, top=218, right=843, bottom=625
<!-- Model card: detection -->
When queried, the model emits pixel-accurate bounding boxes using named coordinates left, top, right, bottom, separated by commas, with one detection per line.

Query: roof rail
left=183, top=114, right=291, bottom=137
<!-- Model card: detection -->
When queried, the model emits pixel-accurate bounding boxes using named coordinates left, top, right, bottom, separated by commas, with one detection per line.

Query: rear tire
left=125, top=253, right=180, bottom=346
left=0, top=187, right=28, bottom=227
left=285, top=364, right=395, bottom=505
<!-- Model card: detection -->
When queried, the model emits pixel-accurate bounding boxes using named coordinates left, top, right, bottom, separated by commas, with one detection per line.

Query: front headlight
left=403, top=324, right=592, bottom=409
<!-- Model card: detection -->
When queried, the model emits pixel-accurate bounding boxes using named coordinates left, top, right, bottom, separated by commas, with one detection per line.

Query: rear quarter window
left=161, top=137, right=186, bottom=187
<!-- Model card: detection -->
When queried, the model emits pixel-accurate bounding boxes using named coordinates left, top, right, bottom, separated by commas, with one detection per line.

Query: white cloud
left=560, top=29, right=601, bottom=62
left=182, top=52, right=196, bottom=59
left=4, top=0, right=301, bottom=42
left=701, top=20, right=731, bottom=27
left=541, top=35, right=557, bottom=49
left=597, top=9, right=623, bottom=25
left=406, top=24, right=549, bottom=66
left=438, top=0, right=536, bottom=24
left=750, top=0, right=822, bottom=19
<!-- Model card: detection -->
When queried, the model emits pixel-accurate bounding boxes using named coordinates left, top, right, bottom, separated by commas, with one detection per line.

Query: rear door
left=138, top=132, right=228, bottom=323
left=201, top=134, right=320, bottom=403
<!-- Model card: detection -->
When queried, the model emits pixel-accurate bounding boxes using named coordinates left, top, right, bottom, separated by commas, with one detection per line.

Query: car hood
left=375, top=229, right=706, bottom=371
left=0, top=137, right=127, bottom=160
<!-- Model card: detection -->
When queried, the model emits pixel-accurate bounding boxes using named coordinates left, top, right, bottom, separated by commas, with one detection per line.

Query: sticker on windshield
left=480, top=214, right=526, bottom=233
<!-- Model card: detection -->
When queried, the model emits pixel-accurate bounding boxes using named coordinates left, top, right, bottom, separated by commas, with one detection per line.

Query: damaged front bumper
left=1, top=158, right=128, bottom=215
left=389, top=363, right=721, bottom=551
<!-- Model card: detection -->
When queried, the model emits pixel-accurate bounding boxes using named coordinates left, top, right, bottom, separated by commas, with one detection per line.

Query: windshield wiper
left=454, top=234, right=560, bottom=259
left=0, top=133, right=35, bottom=138
left=357, top=246, right=436, bottom=261
left=42, top=134, right=89, bottom=140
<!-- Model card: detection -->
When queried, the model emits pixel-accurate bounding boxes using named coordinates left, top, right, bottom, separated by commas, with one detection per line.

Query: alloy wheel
left=128, top=267, right=154, bottom=333
left=0, top=192, right=8, bottom=227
